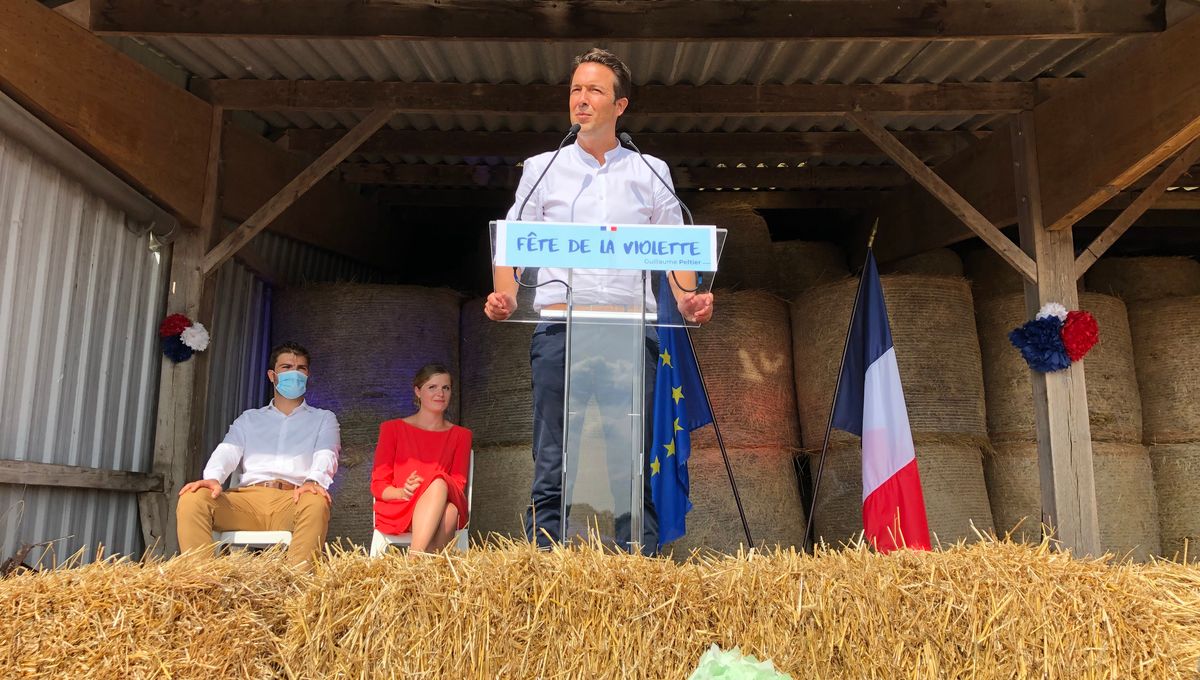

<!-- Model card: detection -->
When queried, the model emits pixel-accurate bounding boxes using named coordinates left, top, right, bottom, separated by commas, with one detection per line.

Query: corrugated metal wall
left=201, top=226, right=380, bottom=457
left=0, top=128, right=167, bottom=565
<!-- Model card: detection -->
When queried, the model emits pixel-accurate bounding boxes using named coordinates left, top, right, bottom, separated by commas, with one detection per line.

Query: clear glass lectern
left=490, top=220, right=725, bottom=553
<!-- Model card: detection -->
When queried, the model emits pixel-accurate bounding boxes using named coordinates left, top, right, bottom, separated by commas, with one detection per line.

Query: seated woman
left=370, top=364, right=472, bottom=553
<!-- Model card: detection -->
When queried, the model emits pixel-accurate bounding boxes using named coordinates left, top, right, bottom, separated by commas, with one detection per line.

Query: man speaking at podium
left=484, top=48, right=714, bottom=551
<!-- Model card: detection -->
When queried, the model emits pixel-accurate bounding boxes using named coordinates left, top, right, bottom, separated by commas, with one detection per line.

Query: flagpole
left=802, top=219, right=877, bottom=552
left=684, top=327, right=754, bottom=547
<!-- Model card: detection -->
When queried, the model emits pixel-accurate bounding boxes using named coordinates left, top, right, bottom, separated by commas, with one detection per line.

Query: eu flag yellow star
left=659, top=349, right=673, bottom=368
left=671, top=385, right=684, bottom=405
left=650, top=456, right=661, bottom=476
left=673, top=417, right=684, bottom=434
left=664, top=440, right=676, bottom=457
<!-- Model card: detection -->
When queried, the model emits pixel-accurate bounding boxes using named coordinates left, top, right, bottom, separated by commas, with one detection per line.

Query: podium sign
left=489, top=220, right=724, bottom=552
left=494, top=220, right=718, bottom=272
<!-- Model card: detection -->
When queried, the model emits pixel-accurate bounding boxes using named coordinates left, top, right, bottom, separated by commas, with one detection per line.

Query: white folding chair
left=211, top=470, right=294, bottom=552
left=370, top=451, right=474, bottom=557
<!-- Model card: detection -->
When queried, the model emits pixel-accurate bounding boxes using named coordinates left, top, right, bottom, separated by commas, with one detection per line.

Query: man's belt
left=243, top=479, right=299, bottom=491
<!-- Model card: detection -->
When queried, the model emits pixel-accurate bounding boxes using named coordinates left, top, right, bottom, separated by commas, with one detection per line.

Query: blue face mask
left=275, top=370, right=307, bottom=400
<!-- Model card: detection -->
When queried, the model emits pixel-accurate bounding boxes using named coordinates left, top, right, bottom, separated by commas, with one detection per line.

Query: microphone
left=618, top=132, right=693, bottom=225
left=515, top=123, right=581, bottom=221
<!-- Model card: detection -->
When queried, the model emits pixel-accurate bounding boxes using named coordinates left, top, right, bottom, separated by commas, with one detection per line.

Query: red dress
left=370, top=419, right=472, bottom=534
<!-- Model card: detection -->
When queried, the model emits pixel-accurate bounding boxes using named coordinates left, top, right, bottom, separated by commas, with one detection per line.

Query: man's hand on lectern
left=678, top=291, right=714, bottom=325
left=484, top=291, right=518, bottom=321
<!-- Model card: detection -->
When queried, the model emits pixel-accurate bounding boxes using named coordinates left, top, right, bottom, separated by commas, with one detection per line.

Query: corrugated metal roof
left=133, top=34, right=1144, bottom=182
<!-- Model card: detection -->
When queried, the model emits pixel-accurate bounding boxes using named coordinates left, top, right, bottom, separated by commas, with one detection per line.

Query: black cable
left=618, top=132, right=704, bottom=294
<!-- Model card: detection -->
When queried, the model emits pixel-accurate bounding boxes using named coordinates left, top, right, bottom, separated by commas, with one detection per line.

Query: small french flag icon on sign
left=601, top=225, right=617, bottom=231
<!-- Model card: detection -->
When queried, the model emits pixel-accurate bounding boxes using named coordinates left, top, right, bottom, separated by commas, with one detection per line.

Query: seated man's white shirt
left=202, top=400, right=340, bottom=489
left=506, top=142, right=684, bottom=311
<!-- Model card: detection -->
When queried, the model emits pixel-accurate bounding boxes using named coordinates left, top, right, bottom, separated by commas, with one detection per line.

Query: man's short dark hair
left=269, top=341, right=311, bottom=369
left=572, top=48, right=632, bottom=102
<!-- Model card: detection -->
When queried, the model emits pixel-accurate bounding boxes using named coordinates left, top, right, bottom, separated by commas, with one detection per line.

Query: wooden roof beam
left=872, top=12, right=1200, bottom=261
left=88, top=0, right=1164, bottom=40
left=0, top=0, right=392, bottom=268
left=341, top=163, right=908, bottom=190
left=374, top=187, right=884, bottom=210
left=196, top=80, right=1035, bottom=116
left=283, top=129, right=984, bottom=161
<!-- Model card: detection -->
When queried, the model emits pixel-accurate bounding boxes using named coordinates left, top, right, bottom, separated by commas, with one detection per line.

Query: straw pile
left=984, top=441, right=1161, bottom=560
left=881, top=248, right=965, bottom=277
left=5, top=542, right=1200, bottom=679
left=1085, top=256, right=1200, bottom=302
left=976, top=293, right=1143, bottom=442
left=791, top=275, right=994, bottom=544
left=273, top=283, right=463, bottom=547
left=770, top=240, right=849, bottom=299
left=1149, top=443, right=1200, bottom=562
left=0, top=550, right=297, bottom=677
left=695, top=204, right=774, bottom=290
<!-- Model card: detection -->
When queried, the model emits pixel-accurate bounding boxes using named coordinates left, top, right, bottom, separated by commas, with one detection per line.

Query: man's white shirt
left=505, top=142, right=684, bottom=310
left=202, top=400, right=340, bottom=489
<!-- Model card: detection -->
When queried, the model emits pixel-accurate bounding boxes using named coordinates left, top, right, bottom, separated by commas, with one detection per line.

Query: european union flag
left=651, top=277, right=713, bottom=548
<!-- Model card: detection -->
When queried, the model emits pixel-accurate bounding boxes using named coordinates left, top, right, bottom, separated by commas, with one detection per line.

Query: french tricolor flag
left=830, top=251, right=931, bottom=553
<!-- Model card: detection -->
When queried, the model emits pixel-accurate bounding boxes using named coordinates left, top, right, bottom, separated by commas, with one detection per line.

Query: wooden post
left=140, top=106, right=225, bottom=556
left=1011, top=111, right=1100, bottom=556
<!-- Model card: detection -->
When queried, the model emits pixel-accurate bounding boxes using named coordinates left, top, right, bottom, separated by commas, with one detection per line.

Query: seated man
left=176, top=341, right=339, bottom=567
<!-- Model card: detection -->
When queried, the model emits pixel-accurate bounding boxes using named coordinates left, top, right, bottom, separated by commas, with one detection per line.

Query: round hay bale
left=965, top=249, right=1083, bottom=302
left=668, top=447, right=806, bottom=556
left=976, top=293, right=1142, bottom=443
left=809, top=440, right=994, bottom=547
left=695, top=205, right=775, bottom=291
left=1085, top=256, right=1200, bottom=302
left=965, top=248, right=1025, bottom=301
left=690, top=290, right=800, bottom=450
left=791, top=275, right=987, bottom=450
left=881, top=248, right=964, bottom=277
left=984, top=441, right=1161, bottom=561
left=272, top=283, right=463, bottom=547
left=771, top=240, right=849, bottom=299
left=1149, top=442, right=1200, bottom=562
left=459, top=298, right=534, bottom=447
left=468, top=445, right=534, bottom=544
left=1129, top=296, right=1200, bottom=442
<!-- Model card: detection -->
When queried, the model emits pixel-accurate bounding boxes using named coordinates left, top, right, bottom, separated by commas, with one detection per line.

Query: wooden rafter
left=284, top=128, right=983, bottom=161
left=341, top=162, right=908, bottom=190
left=0, top=0, right=389, bottom=265
left=872, top=13, right=1200, bottom=261
left=196, top=80, right=1035, bottom=116
left=847, top=111, right=1036, bottom=282
left=1075, top=138, right=1200, bottom=278
left=374, top=187, right=883, bottom=210
left=88, top=0, right=1164, bottom=40
left=202, top=109, right=395, bottom=275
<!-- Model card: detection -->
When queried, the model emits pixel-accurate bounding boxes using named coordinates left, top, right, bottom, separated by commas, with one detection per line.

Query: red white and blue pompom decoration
left=158, top=313, right=210, bottom=363
left=1008, top=303, right=1099, bottom=373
